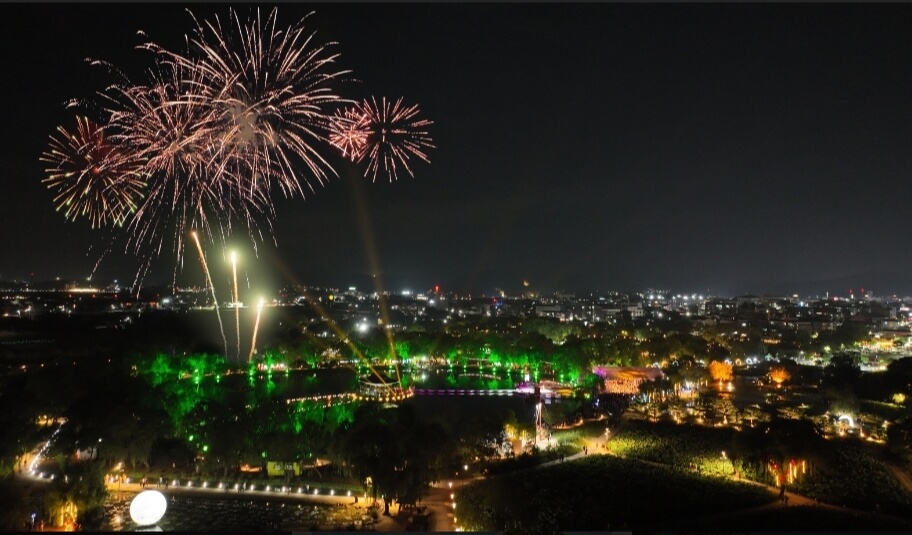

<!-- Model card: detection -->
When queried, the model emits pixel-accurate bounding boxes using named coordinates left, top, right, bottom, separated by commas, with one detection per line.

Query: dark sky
left=3, top=3, right=912, bottom=297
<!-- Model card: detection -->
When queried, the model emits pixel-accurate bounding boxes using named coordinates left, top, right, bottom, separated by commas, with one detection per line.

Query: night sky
left=3, top=3, right=912, bottom=297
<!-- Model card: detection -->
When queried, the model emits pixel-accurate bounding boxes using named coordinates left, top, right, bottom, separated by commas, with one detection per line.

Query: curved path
left=18, top=447, right=473, bottom=532
left=17, top=456, right=408, bottom=531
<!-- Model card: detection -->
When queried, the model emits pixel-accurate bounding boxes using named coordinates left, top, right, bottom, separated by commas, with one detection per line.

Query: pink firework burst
left=357, top=96, right=434, bottom=182
left=328, top=107, right=369, bottom=162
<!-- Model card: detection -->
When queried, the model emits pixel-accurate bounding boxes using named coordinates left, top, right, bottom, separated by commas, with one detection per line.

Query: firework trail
left=329, top=97, right=434, bottom=182
left=231, top=250, right=240, bottom=360
left=191, top=231, right=228, bottom=357
left=249, top=298, right=265, bottom=362
left=40, top=117, right=146, bottom=229
left=87, top=240, right=116, bottom=281
left=297, top=289, right=395, bottom=393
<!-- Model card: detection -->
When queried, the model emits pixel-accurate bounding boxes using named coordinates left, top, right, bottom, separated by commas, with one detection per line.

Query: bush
left=789, top=440, right=912, bottom=516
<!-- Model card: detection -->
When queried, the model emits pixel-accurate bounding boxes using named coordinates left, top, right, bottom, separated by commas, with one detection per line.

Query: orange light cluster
left=768, top=458, right=806, bottom=485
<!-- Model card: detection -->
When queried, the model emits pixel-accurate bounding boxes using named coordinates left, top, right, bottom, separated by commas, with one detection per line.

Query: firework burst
left=328, top=107, right=369, bottom=161
left=170, top=7, right=351, bottom=201
left=103, top=6, right=350, bottom=274
left=354, top=96, right=434, bottom=182
left=40, top=117, right=146, bottom=228
left=102, top=58, right=231, bottom=270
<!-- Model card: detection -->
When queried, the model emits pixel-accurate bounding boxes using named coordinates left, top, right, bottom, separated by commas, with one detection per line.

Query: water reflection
left=104, top=492, right=366, bottom=531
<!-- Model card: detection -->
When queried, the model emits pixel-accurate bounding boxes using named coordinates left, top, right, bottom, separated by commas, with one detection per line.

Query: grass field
left=455, top=454, right=776, bottom=531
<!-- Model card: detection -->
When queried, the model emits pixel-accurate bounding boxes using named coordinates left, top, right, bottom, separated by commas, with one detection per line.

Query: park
left=3, top=305, right=912, bottom=531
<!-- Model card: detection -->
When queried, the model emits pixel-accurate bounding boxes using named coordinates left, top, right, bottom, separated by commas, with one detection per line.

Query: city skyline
left=0, top=271, right=903, bottom=303
left=4, top=4, right=912, bottom=297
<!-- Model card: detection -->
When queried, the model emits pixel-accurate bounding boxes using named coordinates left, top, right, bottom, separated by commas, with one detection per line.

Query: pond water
left=103, top=492, right=369, bottom=531
left=218, top=367, right=358, bottom=401
left=212, top=365, right=532, bottom=402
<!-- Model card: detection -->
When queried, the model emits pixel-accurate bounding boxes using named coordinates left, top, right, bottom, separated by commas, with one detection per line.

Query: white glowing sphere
left=130, top=490, right=167, bottom=526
